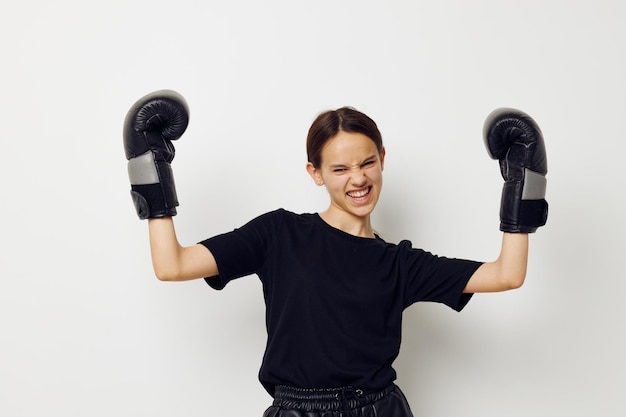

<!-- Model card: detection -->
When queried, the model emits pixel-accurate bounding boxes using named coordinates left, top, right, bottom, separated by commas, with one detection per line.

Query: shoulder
left=251, top=208, right=316, bottom=224
left=240, top=208, right=318, bottom=234
left=379, top=238, right=427, bottom=256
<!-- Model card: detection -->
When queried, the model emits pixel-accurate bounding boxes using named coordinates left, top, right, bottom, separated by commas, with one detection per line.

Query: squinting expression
left=308, top=131, right=385, bottom=220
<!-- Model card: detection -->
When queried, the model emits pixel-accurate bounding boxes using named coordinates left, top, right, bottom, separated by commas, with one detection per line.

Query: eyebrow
left=328, top=155, right=378, bottom=168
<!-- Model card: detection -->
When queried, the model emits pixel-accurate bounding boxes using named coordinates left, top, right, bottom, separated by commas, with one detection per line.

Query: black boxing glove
left=483, top=108, right=548, bottom=233
left=123, top=90, right=189, bottom=219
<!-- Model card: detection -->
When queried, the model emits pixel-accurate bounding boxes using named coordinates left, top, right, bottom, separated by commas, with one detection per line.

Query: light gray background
left=2, top=1, right=624, bottom=416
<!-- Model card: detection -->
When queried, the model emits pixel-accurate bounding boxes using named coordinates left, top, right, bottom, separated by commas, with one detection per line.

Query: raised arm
left=464, top=232, right=528, bottom=292
left=465, top=108, right=548, bottom=293
left=148, top=217, right=218, bottom=281
left=123, top=90, right=217, bottom=282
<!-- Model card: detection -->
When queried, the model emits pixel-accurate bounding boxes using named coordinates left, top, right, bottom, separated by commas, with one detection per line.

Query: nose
left=350, top=167, right=367, bottom=186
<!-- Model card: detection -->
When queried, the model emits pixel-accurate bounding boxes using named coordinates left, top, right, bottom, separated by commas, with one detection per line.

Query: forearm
left=148, top=217, right=219, bottom=281
left=497, top=232, right=529, bottom=288
left=464, top=232, right=528, bottom=293
left=148, top=217, right=184, bottom=280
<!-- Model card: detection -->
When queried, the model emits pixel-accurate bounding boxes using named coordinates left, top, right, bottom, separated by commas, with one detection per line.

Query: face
left=307, top=131, right=386, bottom=220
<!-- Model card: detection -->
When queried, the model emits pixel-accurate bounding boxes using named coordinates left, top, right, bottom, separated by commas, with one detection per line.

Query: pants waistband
left=272, top=384, right=397, bottom=412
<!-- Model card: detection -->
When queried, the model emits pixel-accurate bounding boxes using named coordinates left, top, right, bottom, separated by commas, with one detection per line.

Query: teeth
left=348, top=188, right=370, bottom=198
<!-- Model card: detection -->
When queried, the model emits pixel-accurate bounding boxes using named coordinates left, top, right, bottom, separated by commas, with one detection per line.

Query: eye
left=362, top=160, right=376, bottom=168
left=333, top=167, right=347, bottom=173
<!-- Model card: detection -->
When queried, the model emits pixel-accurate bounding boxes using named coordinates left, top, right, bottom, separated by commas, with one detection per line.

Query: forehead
left=321, top=131, right=378, bottom=164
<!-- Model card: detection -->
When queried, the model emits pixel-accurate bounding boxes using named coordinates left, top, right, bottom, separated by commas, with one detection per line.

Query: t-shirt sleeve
left=401, top=240, right=483, bottom=311
left=198, top=210, right=281, bottom=290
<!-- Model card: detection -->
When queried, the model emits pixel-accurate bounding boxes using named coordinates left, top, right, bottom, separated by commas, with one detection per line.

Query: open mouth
left=346, top=186, right=372, bottom=201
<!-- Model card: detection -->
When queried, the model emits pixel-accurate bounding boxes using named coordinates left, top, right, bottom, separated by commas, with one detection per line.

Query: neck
left=319, top=209, right=375, bottom=238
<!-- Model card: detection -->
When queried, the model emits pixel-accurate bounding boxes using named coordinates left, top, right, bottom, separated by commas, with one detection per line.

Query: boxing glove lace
left=123, top=90, right=189, bottom=219
left=483, top=108, right=548, bottom=233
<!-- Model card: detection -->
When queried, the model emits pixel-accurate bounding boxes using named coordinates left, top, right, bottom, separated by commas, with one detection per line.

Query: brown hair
left=306, top=107, right=383, bottom=168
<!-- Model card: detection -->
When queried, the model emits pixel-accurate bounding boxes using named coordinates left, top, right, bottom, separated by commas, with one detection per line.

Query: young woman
left=123, top=90, right=548, bottom=416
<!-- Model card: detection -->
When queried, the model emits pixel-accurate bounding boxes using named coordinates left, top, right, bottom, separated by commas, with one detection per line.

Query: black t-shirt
left=200, top=209, right=482, bottom=396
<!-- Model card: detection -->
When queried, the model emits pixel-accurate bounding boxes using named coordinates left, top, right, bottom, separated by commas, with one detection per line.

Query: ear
left=380, top=146, right=386, bottom=171
left=306, top=162, right=324, bottom=186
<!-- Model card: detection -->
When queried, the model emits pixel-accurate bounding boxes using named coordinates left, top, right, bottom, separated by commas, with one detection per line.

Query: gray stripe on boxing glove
left=128, top=151, right=160, bottom=185
left=521, top=168, right=547, bottom=200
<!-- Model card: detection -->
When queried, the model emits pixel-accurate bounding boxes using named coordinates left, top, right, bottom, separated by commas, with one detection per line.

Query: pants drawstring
left=335, top=387, right=363, bottom=417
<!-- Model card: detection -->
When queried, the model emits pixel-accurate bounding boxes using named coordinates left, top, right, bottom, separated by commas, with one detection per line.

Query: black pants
left=263, top=384, right=414, bottom=417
